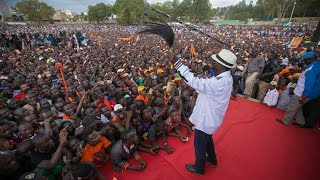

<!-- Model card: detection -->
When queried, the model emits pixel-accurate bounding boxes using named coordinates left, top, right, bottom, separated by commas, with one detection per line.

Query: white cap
left=117, top=68, right=124, bottom=73
left=237, top=65, right=244, bottom=71
left=114, top=104, right=124, bottom=112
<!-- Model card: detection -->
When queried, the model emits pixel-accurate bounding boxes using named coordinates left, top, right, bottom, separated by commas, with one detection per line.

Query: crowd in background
left=0, top=23, right=319, bottom=179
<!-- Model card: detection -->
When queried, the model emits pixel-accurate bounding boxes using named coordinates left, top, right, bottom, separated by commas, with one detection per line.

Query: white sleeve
left=174, top=60, right=219, bottom=95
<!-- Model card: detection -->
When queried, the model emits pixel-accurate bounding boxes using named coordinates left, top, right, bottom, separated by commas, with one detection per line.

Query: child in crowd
left=81, top=131, right=111, bottom=167
left=166, top=110, right=191, bottom=142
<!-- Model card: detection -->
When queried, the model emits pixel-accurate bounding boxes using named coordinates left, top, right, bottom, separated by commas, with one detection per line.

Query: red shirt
left=14, top=92, right=25, bottom=100
left=136, top=95, right=149, bottom=105
left=97, top=99, right=115, bottom=111
left=165, top=117, right=181, bottom=132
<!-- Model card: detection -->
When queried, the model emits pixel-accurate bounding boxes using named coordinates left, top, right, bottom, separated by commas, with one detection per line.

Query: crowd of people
left=0, top=23, right=319, bottom=179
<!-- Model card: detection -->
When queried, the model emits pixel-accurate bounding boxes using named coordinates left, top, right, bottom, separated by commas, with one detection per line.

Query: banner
left=288, top=37, right=303, bottom=48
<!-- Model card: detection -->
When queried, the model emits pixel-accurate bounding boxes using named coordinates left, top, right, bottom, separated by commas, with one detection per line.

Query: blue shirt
left=303, top=60, right=320, bottom=99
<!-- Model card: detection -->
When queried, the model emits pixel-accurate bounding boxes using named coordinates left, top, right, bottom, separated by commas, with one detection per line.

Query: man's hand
left=59, top=126, right=68, bottom=145
left=186, top=126, right=192, bottom=136
left=126, top=111, right=133, bottom=120
left=256, top=74, right=261, bottom=80
left=135, top=164, right=145, bottom=171
left=43, top=117, right=52, bottom=124
left=299, top=95, right=307, bottom=104
left=138, top=157, right=146, bottom=167
left=152, top=114, right=159, bottom=122
left=62, top=161, right=71, bottom=176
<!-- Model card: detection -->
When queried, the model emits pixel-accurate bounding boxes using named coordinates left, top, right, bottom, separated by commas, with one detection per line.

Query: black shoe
left=276, top=119, right=290, bottom=126
left=185, top=164, right=204, bottom=175
left=299, top=124, right=313, bottom=128
left=206, top=157, right=217, bottom=167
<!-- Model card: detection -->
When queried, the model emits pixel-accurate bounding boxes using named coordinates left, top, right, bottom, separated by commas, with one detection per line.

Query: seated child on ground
left=166, top=110, right=191, bottom=142
left=81, top=131, right=111, bottom=167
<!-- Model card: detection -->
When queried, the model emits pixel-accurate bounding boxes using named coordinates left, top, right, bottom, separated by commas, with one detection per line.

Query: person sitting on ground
left=276, top=83, right=296, bottom=111
left=135, top=108, right=160, bottom=155
left=166, top=109, right=191, bottom=142
left=110, top=104, right=132, bottom=133
left=30, top=127, right=70, bottom=179
left=261, top=81, right=279, bottom=107
left=148, top=120, right=173, bottom=154
left=111, top=130, right=146, bottom=172
left=81, top=130, right=111, bottom=167
left=62, top=162, right=105, bottom=180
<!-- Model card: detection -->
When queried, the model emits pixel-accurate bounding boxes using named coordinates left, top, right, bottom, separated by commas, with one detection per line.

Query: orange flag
left=119, top=37, right=131, bottom=41
left=190, top=44, right=196, bottom=55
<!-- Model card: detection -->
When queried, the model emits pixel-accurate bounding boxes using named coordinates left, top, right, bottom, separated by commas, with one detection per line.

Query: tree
left=114, top=0, right=145, bottom=24
left=255, top=0, right=294, bottom=23
left=15, top=0, right=55, bottom=22
left=178, top=0, right=212, bottom=23
left=81, top=12, right=88, bottom=21
left=146, top=2, right=173, bottom=22
left=88, top=3, right=113, bottom=23
left=274, top=0, right=294, bottom=24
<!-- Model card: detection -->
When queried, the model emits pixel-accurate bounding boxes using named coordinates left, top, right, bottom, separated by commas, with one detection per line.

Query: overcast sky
left=6, top=0, right=257, bottom=13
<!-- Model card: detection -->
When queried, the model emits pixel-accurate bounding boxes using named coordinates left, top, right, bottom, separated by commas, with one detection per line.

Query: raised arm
left=173, top=59, right=217, bottom=95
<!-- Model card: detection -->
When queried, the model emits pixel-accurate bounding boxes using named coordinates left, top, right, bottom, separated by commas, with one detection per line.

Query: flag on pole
left=119, top=37, right=131, bottom=41
left=190, top=44, right=196, bottom=55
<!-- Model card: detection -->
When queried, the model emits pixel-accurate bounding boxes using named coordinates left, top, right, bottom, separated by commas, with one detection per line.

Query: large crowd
left=0, top=23, right=319, bottom=179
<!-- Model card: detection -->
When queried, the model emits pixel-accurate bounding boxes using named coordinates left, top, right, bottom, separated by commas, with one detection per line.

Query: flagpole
left=144, top=4, right=230, bottom=48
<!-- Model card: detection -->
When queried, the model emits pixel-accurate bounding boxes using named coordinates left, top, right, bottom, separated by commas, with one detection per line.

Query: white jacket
left=174, top=60, right=233, bottom=135
left=263, top=89, right=279, bottom=106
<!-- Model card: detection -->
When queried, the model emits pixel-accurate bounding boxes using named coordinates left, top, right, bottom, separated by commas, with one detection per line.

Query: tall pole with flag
left=190, top=44, right=196, bottom=58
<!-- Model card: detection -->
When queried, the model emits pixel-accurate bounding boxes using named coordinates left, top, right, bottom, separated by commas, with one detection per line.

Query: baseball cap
left=114, top=104, right=124, bottom=112
left=137, top=86, right=145, bottom=92
left=300, top=51, right=317, bottom=62
left=270, top=81, right=278, bottom=87
left=157, top=68, right=164, bottom=74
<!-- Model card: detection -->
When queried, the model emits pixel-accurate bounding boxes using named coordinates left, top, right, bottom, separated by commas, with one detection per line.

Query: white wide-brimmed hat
left=211, top=49, right=237, bottom=68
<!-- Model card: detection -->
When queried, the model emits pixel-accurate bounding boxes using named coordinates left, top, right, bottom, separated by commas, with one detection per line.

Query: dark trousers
left=303, top=98, right=320, bottom=127
left=232, top=75, right=241, bottom=97
left=194, top=129, right=217, bottom=172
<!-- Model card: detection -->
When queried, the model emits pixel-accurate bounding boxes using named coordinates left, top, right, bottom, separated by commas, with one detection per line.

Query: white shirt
left=263, top=89, right=279, bottom=106
left=294, top=70, right=306, bottom=97
left=282, top=58, right=289, bottom=66
left=175, top=62, right=232, bottom=135
left=100, top=114, right=110, bottom=123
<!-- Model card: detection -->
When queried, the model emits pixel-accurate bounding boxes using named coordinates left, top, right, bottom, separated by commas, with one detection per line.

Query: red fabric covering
left=100, top=98, right=320, bottom=180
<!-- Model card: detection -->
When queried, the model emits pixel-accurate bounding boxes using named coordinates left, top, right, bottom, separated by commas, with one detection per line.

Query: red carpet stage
left=100, top=98, right=320, bottom=180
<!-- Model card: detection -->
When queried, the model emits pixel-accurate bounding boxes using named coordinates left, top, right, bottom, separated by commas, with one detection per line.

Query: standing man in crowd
left=173, top=49, right=237, bottom=175
left=276, top=52, right=319, bottom=127
left=243, top=50, right=266, bottom=98
left=299, top=52, right=320, bottom=128
left=257, top=51, right=279, bottom=101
